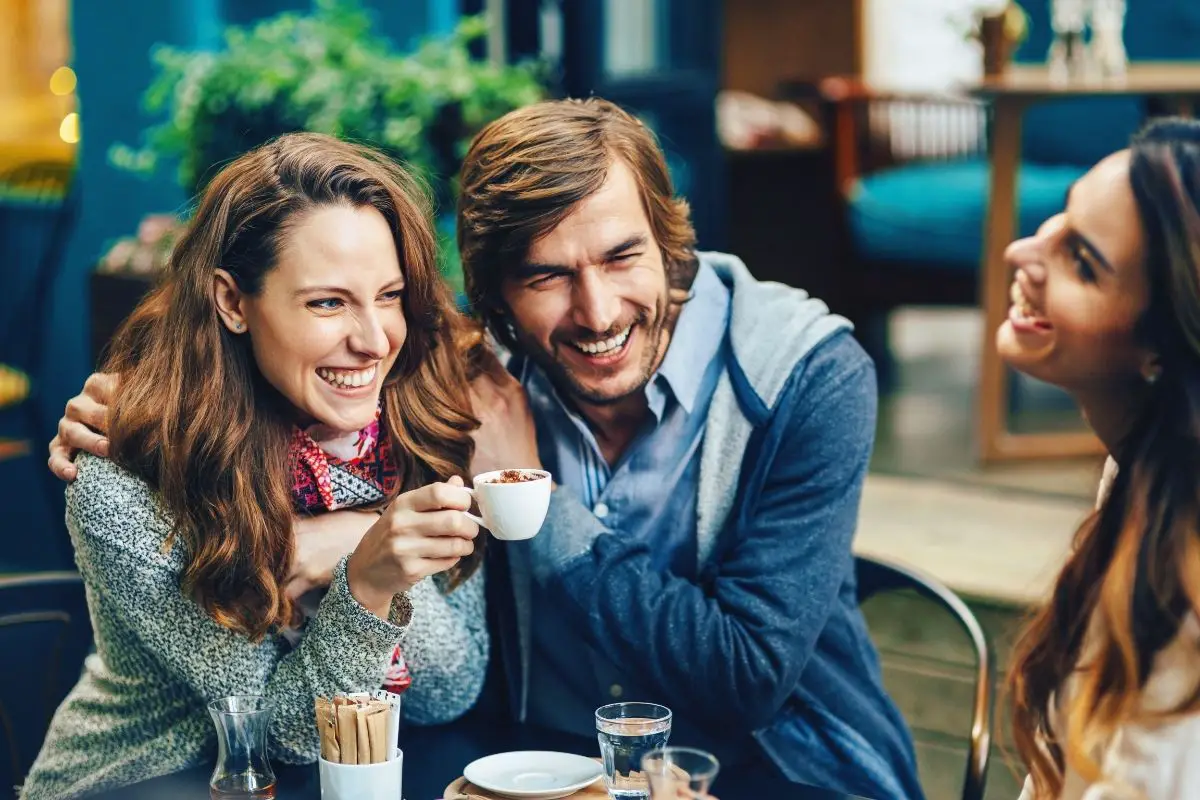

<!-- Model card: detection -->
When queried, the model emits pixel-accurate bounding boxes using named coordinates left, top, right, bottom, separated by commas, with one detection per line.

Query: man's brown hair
left=457, top=97, right=698, bottom=350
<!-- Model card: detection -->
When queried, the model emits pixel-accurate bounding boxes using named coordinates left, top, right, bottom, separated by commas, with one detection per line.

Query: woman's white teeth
left=575, top=327, right=631, bottom=355
left=317, top=365, right=376, bottom=388
left=1010, top=282, right=1040, bottom=319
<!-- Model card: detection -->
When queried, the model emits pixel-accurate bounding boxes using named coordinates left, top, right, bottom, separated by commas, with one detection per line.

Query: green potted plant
left=104, top=0, right=546, bottom=291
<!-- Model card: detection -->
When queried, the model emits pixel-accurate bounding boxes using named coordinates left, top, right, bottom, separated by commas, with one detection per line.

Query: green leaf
left=110, top=1, right=547, bottom=202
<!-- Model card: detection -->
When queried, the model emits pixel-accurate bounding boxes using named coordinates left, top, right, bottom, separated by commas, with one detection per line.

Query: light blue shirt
left=511, top=262, right=731, bottom=733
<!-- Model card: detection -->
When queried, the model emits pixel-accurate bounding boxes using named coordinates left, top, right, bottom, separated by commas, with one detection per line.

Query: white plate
left=463, top=750, right=604, bottom=799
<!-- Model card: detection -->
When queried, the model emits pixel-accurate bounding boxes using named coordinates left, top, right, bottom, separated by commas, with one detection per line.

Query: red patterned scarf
left=288, top=410, right=411, bottom=693
left=289, top=410, right=400, bottom=513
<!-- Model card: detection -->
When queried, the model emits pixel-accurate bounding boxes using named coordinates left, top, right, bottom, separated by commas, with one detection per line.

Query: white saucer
left=462, top=751, right=604, bottom=799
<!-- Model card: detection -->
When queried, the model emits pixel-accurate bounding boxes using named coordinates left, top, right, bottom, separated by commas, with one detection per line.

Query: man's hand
left=469, top=358, right=542, bottom=478
left=49, top=372, right=117, bottom=481
left=287, top=509, right=377, bottom=600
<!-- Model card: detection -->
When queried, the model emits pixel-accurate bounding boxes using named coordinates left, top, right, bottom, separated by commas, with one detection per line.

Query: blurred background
left=4, top=2, right=1200, bottom=797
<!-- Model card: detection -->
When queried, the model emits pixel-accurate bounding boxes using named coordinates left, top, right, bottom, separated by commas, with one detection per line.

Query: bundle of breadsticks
left=314, top=691, right=402, bottom=765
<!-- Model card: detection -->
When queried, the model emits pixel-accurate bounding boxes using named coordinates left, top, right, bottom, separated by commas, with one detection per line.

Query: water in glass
left=595, top=703, right=672, bottom=800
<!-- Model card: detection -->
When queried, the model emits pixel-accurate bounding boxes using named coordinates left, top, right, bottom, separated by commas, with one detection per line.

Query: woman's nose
left=350, top=311, right=390, bottom=358
left=1004, top=236, right=1046, bottom=284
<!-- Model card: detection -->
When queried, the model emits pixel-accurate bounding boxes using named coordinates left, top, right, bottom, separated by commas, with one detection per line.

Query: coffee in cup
left=464, top=468, right=552, bottom=541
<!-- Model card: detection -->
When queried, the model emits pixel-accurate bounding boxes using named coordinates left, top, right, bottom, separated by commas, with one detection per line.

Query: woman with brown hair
left=21, top=133, right=489, bottom=798
left=1003, top=118, right=1200, bottom=798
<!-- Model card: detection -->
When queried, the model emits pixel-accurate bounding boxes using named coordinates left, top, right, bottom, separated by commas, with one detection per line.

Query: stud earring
left=234, top=322, right=244, bottom=332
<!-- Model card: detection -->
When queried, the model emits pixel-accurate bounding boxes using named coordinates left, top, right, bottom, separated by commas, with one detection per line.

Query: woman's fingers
left=384, top=507, right=479, bottom=540
left=389, top=529, right=476, bottom=561
left=393, top=481, right=474, bottom=514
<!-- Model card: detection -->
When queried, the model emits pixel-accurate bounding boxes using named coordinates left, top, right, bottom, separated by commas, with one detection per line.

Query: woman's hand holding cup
left=345, top=476, right=479, bottom=619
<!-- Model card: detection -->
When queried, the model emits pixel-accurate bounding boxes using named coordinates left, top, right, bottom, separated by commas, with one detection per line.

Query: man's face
left=500, top=160, right=671, bottom=407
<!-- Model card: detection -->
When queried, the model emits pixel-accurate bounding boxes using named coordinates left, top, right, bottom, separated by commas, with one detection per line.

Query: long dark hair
left=106, top=133, right=485, bottom=640
left=1009, top=118, right=1200, bottom=796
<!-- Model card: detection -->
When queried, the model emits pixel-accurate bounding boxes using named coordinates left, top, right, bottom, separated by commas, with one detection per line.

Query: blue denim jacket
left=486, top=253, right=924, bottom=800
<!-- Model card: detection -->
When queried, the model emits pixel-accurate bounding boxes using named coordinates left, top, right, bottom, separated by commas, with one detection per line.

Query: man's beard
left=524, top=303, right=667, bottom=407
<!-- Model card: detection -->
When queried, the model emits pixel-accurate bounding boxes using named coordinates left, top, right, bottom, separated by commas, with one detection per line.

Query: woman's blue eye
left=381, top=290, right=404, bottom=301
left=308, top=298, right=343, bottom=310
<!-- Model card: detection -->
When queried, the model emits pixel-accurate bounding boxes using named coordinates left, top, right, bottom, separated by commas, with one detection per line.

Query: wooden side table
left=970, top=63, right=1200, bottom=461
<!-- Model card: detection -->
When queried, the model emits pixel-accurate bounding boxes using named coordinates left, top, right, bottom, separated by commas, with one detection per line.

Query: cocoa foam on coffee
left=484, top=469, right=541, bottom=484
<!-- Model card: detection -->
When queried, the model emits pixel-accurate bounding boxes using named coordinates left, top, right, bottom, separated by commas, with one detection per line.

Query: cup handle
left=462, top=486, right=485, bottom=527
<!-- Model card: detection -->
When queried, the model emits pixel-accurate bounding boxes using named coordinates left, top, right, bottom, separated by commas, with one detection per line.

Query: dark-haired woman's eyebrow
left=1072, top=231, right=1117, bottom=275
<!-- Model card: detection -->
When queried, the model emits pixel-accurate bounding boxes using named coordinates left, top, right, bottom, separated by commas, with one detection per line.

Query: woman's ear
left=213, top=270, right=248, bottom=334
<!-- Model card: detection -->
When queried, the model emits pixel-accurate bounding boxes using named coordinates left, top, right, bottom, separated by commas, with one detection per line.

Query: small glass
left=208, top=695, right=276, bottom=799
left=643, top=747, right=720, bottom=799
left=595, top=702, right=672, bottom=799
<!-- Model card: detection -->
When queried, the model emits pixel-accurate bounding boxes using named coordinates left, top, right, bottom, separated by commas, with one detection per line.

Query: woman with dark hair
left=1004, top=118, right=1200, bottom=798
left=21, top=132, right=490, bottom=798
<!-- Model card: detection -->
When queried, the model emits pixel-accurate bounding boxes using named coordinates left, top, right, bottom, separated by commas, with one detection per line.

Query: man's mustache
left=554, top=311, right=651, bottom=345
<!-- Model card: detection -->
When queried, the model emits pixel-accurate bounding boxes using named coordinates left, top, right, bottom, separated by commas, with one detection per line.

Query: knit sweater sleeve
left=396, top=567, right=488, bottom=725
left=66, top=454, right=411, bottom=763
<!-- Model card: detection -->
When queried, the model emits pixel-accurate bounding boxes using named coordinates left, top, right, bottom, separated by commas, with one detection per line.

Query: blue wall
left=5, top=0, right=457, bottom=570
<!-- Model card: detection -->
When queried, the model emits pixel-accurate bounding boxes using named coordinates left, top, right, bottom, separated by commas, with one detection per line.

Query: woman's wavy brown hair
left=105, top=132, right=485, bottom=640
left=1009, top=118, right=1200, bottom=797
left=457, top=97, right=698, bottom=351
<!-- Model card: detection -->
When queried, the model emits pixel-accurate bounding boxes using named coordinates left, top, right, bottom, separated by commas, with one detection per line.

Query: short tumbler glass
left=642, top=747, right=720, bottom=799
left=208, top=695, right=276, bottom=799
left=595, top=702, right=672, bottom=800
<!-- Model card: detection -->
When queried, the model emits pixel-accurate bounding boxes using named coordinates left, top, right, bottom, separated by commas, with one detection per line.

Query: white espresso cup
left=464, top=468, right=552, bottom=541
left=318, top=749, right=402, bottom=800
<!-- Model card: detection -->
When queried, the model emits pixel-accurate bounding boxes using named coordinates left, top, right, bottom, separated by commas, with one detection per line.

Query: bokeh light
left=59, top=112, right=80, bottom=144
left=49, top=66, right=77, bottom=96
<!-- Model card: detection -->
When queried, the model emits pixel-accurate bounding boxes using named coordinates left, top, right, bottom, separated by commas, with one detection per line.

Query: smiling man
left=460, top=98, right=923, bottom=800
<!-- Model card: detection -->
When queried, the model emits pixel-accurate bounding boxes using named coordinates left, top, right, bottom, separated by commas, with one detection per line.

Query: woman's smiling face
left=997, top=150, right=1155, bottom=392
left=215, top=204, right=407, bottom=433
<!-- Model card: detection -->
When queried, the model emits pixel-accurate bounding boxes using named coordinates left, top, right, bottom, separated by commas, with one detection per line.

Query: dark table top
left=93, top=714, right=856, bottom=800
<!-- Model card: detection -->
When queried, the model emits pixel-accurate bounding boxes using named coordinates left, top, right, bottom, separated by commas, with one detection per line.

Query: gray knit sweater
left=20, top=454, right=488, bottom=799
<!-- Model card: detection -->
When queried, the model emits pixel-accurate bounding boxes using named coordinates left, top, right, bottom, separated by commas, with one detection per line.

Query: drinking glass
left=595, top=702, right=672, bottom=800
left=643, top=747, right=720, bottom=800
left=208, top=695, right=276, bottom=799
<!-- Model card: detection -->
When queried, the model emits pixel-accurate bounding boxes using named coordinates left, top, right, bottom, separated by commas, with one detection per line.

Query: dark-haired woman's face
left=997, top=150, right=1154, bottom=391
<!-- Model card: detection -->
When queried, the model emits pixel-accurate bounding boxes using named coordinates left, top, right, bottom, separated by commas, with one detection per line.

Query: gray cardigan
left=20, top=454, right=487, bottom=799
